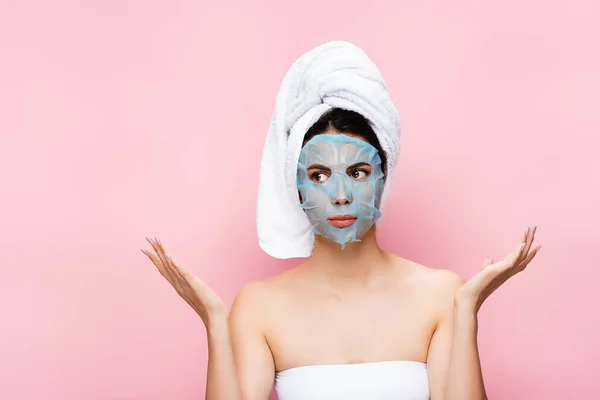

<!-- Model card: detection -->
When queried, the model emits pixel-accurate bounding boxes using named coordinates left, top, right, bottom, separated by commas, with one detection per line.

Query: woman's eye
left=350, top=170, right=369, bottom=180
left=310, top=172, right=329, bottom=183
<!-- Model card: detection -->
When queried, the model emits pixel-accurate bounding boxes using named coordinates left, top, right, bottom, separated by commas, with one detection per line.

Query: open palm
left=142, top=237, right=227, bottom=326
left=458, top=226, right=541, bottom=312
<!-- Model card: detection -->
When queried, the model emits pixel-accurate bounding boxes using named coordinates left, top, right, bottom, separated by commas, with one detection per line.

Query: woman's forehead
left=301, top=134, right=378, bottom=164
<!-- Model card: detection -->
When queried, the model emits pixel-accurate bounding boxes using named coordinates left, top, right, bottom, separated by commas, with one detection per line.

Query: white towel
left=257, top=41, right=401, bottom=259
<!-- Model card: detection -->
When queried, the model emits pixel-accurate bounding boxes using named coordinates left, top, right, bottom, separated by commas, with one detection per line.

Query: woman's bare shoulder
left=231, top=266, right=304, bottom=313
left=390, top=253, right=466, bottom=296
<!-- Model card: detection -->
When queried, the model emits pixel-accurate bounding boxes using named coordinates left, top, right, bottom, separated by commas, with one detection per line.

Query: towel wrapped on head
left=257, top=41, right=401, bottom=259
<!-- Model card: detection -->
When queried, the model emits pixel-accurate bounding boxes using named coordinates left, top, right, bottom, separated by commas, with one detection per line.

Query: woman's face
left=296, top=133, right=385, bottom=248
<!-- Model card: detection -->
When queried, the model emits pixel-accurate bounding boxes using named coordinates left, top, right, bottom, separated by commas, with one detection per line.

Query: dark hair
left=303, top=108, right=388, bottom=178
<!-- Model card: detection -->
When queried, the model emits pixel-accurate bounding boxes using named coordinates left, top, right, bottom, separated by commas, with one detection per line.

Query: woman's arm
left=445, top=299, right=487, bottom=399
left=428, top=227, right=540, bottom=400
left=141, top=238, right=270, bottom=400
left=204, top=291, right=276, bottom=400
left=229, top=282, right=276, bottom=400
left=427, top=282, right=487, bottom=400
left=426, top=270, right=486, bottom=400
left=205, top=315, right=243, bottom=400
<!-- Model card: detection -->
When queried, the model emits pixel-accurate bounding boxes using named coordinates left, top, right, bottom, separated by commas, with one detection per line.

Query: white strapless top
left=274, top=361, right=430, bottom=400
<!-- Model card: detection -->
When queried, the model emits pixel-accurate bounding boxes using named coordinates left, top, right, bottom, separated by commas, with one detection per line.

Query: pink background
left=1, top=0, right=598, bottom=399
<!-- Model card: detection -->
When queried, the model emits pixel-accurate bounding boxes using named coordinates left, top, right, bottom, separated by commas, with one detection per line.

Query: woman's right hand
left=142, top=237, right=228, bottom=328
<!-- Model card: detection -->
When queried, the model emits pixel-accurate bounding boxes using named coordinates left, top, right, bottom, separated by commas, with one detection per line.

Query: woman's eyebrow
left=347, top=162, right=370, bottom=169
left=307, top=164, right=331, bottom=170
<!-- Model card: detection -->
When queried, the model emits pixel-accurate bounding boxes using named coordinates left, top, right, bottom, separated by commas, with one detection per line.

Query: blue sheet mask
left=297, top=134, right=385, bottom=248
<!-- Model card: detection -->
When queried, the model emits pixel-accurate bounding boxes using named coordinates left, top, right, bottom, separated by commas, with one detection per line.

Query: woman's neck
left=304, top=225, right=392, bottom=288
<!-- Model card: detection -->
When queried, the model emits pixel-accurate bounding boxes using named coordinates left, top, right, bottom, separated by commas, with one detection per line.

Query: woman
left=142, top=45, right=540, bottom=400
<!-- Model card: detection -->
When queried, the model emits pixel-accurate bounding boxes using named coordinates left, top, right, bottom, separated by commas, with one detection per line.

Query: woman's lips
left=327, top=215, right=357, bottom=228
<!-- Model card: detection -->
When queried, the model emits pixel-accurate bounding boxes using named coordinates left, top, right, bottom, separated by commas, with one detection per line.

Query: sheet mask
left=297, top=134, right=385, bottom=248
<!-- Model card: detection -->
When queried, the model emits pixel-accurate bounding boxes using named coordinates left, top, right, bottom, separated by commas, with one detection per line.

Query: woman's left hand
left=456, top=226, right=542, bottom=312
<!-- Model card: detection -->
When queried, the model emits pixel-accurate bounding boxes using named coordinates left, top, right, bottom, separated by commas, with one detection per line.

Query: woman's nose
left=330, top=176, right=353, bottom=205
left=334, top=195, right=353, bottom=205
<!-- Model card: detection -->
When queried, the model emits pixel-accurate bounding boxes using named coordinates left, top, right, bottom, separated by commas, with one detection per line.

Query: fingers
left=520, top=226, right=536, bottom=262
left=154, top=239, right=190, bottom=281
left=510, top=226, right=537, bottom=262
left=165, top=253, right=190, bottom=281
left=521, top=244, right=541, bottom=266
left=504, top=241, right=524, bottom=266
left=143, top=237, right=180, bottom=283
left=141, top=248, right=172, bottom=281
left=510, top=226, right=541, bottom=274
left=142, top=237, right=191, bottom=283
left=153, top=238, right=176, bottom=275
left=518, top=225, right=539, bottom=264
left=516, top=242, right=542, bottom=273
left=497, top=226, right=538, bottom=271
left=147, top=237, right=169, bottom=271
left=155, top=237, right=172, bottom=260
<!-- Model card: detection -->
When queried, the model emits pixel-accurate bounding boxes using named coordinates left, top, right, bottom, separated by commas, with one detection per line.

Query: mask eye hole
left=309, top=171, right=330, bottom=183
left=307, top=165, right=331, bottom=183
left=347, top=163, right=372, bottom=181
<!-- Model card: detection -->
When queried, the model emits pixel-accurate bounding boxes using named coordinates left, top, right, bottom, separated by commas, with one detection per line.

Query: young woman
left=142, top=107, right=541, bottom=400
